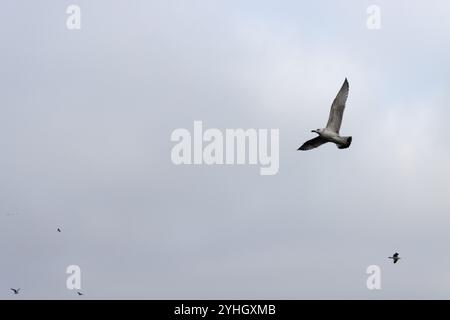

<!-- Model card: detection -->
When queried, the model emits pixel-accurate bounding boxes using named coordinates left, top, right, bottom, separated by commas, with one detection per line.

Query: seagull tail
left=338, top=136, right=352, bottom=149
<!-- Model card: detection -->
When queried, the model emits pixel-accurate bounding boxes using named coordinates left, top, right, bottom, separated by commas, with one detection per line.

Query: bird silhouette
left=77, top=291, right=83, bottom=296
left=388, top=252, right=401, bottom=264
left=57, top=228, right=61, bottom=232
left=10, top=288, right=20, bottom=294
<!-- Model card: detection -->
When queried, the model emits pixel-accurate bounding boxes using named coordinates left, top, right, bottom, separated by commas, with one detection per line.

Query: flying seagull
left=298, top=78, right=352, bottom=151
left=10, top=288, right=20, bottom=294
left=388, top=252, right=401, bottom=264
left=57, top=228, right=61, bottom=232
left=77, top=291, right=83, bottom=296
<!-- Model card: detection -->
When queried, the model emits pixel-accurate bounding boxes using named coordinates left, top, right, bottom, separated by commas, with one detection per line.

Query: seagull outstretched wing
left=298, top=136, right=328, bottom=151
left=326, top=78, right=349, bottom=134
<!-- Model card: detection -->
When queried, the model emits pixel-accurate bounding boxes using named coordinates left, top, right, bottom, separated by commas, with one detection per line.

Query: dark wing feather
left=298, top=136, right=328, bottom=151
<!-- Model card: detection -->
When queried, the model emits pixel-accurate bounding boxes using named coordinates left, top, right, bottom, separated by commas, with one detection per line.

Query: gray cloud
left=1, top=0, right=450, bottom=299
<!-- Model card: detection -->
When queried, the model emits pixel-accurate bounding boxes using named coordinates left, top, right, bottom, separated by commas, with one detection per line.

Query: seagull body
left=298, top=78, right=352, bottom=151
left=388, top=252, right=401, bottom=264
left=10, top=288, right=20, bottom=294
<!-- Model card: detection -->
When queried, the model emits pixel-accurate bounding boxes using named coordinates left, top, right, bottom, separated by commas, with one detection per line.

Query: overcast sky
left=1, top=0, right=450, bottom=299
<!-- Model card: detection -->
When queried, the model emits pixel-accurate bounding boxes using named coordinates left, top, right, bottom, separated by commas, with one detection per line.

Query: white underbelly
left=321, top=131, right=344, bottom=144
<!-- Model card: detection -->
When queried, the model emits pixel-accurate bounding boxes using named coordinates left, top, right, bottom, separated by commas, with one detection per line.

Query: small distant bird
left=298, top=78, right=352, bottom=151
left=10, top=288, right=20, bottom=294
left=77, top=291, right=83, bottom=296
left=388, top=252, right=401, bottom=264
left=6, top=212, right=19, bottom=216
left=57, top=228, right=61, bottom=232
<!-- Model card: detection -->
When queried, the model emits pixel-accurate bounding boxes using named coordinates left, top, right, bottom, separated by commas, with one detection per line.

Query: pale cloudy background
left=1, top=0, right=450, bottom=299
